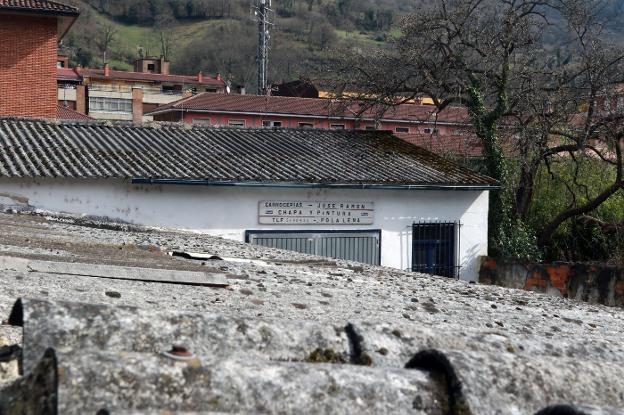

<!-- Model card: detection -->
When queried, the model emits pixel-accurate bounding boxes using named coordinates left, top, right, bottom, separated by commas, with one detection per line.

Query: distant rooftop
left=56, top=105, right=91, bottom=121
left=0, top=0, right=80, bottom=39
left=81, top=68, right=226, bottom=88
left=147, top=92, right=471, bottom=125
left=0, top=0, right=79, bottom=15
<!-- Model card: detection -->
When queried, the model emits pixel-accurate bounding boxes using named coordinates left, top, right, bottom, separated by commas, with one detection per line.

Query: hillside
left=60, top=0, right=624, bottom=91
left=60, top=0, right=408, bottom=90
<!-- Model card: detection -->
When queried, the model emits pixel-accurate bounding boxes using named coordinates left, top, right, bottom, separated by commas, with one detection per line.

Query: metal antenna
left=252, top=0, right=273, bottom=95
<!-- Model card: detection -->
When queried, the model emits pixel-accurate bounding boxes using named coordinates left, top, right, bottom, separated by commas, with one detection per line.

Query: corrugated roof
left=0, top=0, right=79, bottom=14
left=0, top=117, right=496, bottom=188
left=56, top=105, right=91, bottom=121
left=147, top=92, right=471, bottom=124
left=0, top=213, right=623, bottom=413
left=82, top=68, right=226, bottom=88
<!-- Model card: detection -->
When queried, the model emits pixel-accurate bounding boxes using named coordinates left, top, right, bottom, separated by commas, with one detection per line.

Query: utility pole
left=253, top=0, right=273, bottom=95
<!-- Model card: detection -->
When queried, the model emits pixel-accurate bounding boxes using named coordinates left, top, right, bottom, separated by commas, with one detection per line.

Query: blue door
left=412, top=223, right=458, bottom=278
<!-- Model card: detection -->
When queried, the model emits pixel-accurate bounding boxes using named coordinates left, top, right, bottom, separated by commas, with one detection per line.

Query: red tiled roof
left=399, top=133, right=484, bottom=158
left=57, top=105, right=91, bottom=121
left=57, top=67, right=81, bottom=82
left=0, top=0, right=79, bottom=14
left=147, top=93, right=471, bottom=124
left=81, top=69, right=226, bottom=88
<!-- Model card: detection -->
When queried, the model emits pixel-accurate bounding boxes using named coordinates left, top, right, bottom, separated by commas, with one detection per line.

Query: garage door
left=245, top=230, right=381, bottom=265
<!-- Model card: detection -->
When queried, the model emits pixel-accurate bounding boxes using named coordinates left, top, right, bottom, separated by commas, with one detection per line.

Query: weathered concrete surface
left=52, top=351, right=446, bottom=415
left=12, top=298, right=350, bottom=373
left=0, top=326, right=21, bottom=388
left=0, top=212, right=623, bottom=414
left=0, top=349, right=56, bottom=415
left=480, top=257, right=624, bottom=307
left=0, top=256, right=229, bottom=287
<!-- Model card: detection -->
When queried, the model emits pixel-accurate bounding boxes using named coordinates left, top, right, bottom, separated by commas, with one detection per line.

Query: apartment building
left=57, top=57, right=228, bottom=122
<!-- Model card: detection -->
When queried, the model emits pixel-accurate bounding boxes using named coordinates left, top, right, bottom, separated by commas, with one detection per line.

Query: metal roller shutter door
left=246, top=231, right=381, bottom=265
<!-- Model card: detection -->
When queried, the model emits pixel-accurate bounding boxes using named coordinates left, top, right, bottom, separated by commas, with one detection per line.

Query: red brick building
left=0, top=0, right=79, bottom=118
left=147, top=93, right=483, bottom=157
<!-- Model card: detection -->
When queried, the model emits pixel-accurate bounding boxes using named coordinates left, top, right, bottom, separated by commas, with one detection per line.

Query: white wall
left=0, top=178, right=489, bottom=281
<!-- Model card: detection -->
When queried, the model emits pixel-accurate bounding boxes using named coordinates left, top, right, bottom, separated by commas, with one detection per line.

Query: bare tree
left=95, top=23, right=117, bottom=64
left=335, top=0, right=624, bottom=258
left=155, top=13, right=177, bottom=60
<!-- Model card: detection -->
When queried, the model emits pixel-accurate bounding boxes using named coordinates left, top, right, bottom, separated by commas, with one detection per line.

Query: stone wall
left=479, top=257, right=624, bottom=307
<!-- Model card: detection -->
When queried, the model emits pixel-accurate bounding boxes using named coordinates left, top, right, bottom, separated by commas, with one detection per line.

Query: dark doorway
left=412, top=222, right=460, bottom=278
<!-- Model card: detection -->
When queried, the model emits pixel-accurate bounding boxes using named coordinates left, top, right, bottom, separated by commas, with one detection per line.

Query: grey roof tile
left=0, top=117, right=496, bottom=188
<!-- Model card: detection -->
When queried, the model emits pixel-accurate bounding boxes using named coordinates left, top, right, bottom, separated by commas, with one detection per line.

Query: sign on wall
left=259, top=201, right=375, bottom=225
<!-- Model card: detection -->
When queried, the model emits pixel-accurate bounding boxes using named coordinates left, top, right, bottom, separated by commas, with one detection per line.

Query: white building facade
left=0, top=178, right=488, bottom=280
left=0, top=118, right=496, bottom=281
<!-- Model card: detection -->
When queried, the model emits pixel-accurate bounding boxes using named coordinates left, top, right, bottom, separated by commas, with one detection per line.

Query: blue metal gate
left=412, top=221, right=460, bottom=278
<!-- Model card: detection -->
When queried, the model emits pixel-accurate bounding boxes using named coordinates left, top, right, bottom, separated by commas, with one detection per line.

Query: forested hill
left=61, top=0, right=624, bottom=91
left=73, top=0, right=414, bottom=26
left=61, top=0, right=416, bottom=90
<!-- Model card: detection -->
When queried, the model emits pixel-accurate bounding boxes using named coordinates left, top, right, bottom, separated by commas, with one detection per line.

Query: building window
left=228, top=119, right=245, bottom=127
left=299, top=122, right=314, bottom=129
left=330, top=124, right=345, bottom=130
left=395, top=127, right=410, bottom=133
left=192, top=118, right=212, bottom=126
left=412, top=222, right=460, bottom=278
left=262, top=120, right=282, bottom=128
left=365, top=126, right=376, bottom=130
left=205, top=88, right=217, bottom=93
left=423, top=128, right=439, bottom=135
left=88, top=97, right=132, bottom=113
left=147, top=63, right=156, bottom=71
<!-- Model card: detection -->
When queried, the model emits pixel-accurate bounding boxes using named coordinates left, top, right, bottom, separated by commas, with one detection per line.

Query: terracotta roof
left=0, top=0, right=79, bottom=15
left=147, top=92, right=471, bottom=124
left=400, top=132, right=484, bottom=158
left=56, top=67, right=81, bottom=82
left=0, top=117, right=496, bottom=188
left=56, top=105, right=91, bottom=121
left=81, top=68, right=226, bottom=88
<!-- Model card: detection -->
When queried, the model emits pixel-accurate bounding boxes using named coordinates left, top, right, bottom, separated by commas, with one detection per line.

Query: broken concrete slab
left=0, top=256, right=229, bottom=287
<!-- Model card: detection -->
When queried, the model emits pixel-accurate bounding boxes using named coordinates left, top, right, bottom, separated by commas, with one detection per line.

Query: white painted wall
left=0, top=178, right=489, bottom=281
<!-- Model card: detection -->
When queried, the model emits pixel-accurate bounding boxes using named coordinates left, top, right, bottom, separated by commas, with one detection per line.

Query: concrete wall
left=479, top=257, right=624, bottom=307
left=0, top=178, right=489, bottom=281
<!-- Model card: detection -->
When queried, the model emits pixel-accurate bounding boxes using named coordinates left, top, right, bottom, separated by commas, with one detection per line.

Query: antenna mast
left=253, top=0, right=273, bottom=95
